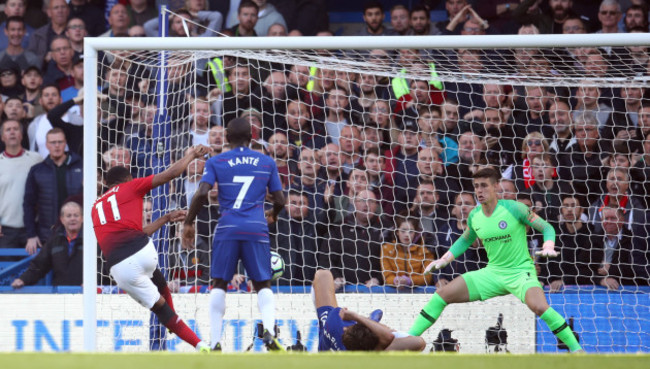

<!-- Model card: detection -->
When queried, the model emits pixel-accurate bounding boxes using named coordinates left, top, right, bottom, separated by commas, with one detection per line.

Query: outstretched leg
left=408, top=275, right=470, bottom=336
left=151, top=296, right=206, bottom=350
left=525, top=287, right=582, bottom=352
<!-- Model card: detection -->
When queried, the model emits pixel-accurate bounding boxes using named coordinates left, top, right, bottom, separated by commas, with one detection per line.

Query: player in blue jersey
left=183, top=118, right=286, bottom=351
left=313, top=269, right=426, bottom=351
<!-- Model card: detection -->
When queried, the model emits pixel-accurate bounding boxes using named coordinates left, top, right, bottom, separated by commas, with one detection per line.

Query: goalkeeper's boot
left=369, top=309, right=383, bottom=323
left=197, top=341, right=210, bottom=353
left=262, top=329, right=286, bottom=352
left=212, top=342, right=222, bottom=352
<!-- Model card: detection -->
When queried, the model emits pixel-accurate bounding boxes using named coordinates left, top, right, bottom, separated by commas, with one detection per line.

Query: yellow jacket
left=381, top=241, right=434, bottom=287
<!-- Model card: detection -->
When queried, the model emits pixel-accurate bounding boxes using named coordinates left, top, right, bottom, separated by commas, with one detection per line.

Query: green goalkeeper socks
left=408, top=293, right=447, bottom=336
left=540, top=307, right=583, bottom=352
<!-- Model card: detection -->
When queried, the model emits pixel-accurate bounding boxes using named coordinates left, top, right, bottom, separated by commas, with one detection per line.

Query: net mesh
left=94, top=40, right=650, bottom=353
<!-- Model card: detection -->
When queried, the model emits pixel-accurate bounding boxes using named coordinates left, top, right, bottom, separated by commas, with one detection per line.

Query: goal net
left=83, top=34, right=650, bottom=353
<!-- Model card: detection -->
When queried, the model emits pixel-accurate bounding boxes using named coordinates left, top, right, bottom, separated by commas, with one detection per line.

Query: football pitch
left=2, top=352, right=649, bottom=369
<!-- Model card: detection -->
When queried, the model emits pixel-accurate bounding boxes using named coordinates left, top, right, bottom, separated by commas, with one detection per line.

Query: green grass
left=1, top=353, right=649, bottom=369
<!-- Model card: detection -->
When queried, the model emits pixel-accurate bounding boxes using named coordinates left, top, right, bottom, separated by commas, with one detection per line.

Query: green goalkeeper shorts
left=461, top=266, right=542, bottom=303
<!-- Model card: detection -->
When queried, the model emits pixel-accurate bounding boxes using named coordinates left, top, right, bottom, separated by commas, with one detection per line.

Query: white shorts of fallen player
left=110, top=241, right=160, bottom=309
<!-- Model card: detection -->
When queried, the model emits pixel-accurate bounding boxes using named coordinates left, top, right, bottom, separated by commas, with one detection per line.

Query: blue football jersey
left=317, top=306, right=356, bottom=351
left=201, top=146, right=283, bottom=242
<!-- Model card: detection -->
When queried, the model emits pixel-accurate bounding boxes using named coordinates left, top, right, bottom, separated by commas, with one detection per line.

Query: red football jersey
left=92, top=175, right=154, bottom=267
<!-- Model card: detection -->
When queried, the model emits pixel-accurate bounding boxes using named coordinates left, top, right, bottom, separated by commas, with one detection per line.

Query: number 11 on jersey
left=95, top=194, right=122, bottom=225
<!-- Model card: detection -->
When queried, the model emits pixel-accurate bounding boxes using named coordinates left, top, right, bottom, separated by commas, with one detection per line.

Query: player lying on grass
left=408, top=168, right=583, bottom=353
left=92, top=145, right=211, bottom=352
left=313, top=269, right=426, bottom=351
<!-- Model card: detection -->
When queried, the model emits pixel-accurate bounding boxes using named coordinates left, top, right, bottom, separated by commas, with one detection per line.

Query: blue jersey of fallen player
left=200, top=146, right=283, bottom=242
left=317, top=306, right=356, bottom=351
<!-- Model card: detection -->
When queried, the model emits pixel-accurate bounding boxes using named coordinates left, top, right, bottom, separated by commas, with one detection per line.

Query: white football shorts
left=110, top=241, right=160, bottom=309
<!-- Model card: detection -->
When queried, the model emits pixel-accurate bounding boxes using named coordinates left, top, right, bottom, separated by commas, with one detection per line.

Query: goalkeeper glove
left=425, top=252, right=455, bottom=274
left=535, top=240, right=558, bottom=258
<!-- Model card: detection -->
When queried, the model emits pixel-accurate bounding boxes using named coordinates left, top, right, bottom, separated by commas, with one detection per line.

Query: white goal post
left=83, top=33, right=650, bottom=353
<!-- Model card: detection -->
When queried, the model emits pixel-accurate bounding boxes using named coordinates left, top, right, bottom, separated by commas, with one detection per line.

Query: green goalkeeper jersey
left=449, top=199, right=555, bottom=270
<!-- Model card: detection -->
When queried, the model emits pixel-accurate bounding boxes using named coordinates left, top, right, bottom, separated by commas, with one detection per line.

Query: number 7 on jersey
left=232, top=176, right=254, bottom=209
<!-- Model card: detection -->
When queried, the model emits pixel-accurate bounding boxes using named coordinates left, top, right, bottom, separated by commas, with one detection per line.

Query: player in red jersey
left=92, top=145, right=210, bottom=352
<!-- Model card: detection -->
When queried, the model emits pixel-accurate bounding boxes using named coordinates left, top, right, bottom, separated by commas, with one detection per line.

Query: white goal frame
left=82, top=33, right=650, bottom=352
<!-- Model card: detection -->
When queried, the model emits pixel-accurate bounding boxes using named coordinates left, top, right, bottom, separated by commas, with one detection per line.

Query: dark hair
left=4, top=96, right=23, bottom=105
left=392, top=213, right=422, bottom=244
left=105, top=166, right=132, bottom=188
left=472, top=167, right=500, bottom=183
left=563, top=15, right=585, bottom=28
left=225, top=117, right=252, bottom=145
left=239, top=0, right=259, bottom=13
left=364, top=146, right=380, bottom=158
left=341, top=324, right=379, bottom=351
left=417, top=105, right=433, bottom=117
left=363, top=0, right=383, bottom=13
left=394, top=215, right=421, bottom=238
left=443, top=96, right=459, bottom=106
left=5, top=16, right=25, bottom=29
left=627, top=4, right=649, bottom=18
left=560, top=194, right=584, bottom=208
left=410, top=4, right=429, bottom=17
left=550, top=97, right=571, bottom=110
left=228, top=63, right=250, bottom=77
left=42, top=83, right=61, bottom=94
left=454, top=191, right=475, bottom=204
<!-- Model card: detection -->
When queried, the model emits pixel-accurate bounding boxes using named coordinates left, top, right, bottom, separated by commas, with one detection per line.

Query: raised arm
left=47, top=98, right=84, bottom=154
left=151, top=145, right=210, bottom=188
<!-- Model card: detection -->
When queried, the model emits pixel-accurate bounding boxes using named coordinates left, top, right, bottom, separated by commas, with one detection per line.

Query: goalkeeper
left=409, top=168, right=583, bottom=353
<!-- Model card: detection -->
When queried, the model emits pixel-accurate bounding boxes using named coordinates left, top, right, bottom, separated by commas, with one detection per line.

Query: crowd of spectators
left=1, top=0, right=649, bottom=292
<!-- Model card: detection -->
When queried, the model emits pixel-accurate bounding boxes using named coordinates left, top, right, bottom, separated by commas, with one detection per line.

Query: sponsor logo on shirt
left=483, top=234, right=512, bottom=243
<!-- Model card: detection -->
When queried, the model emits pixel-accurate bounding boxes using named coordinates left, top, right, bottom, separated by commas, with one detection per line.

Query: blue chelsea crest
left=498, top=220, right=507, bottom=229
